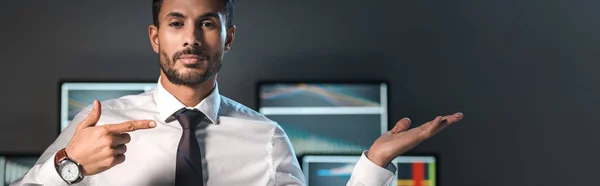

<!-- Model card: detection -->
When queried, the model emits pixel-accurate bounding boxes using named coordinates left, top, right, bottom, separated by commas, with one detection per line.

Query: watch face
left=59, top=161, right=80, bottom=182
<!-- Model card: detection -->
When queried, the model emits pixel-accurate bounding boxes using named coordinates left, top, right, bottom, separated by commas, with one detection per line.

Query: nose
left=183, top=25, right=202, bottom=47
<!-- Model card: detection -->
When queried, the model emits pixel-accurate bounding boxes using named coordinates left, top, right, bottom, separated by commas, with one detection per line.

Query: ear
left=149, top=24, right=160, bottom=53
left=224, top=25, right=236, bottom=52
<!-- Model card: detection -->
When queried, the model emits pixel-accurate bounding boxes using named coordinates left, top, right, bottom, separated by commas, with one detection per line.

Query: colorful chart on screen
left=258, top=82, right=388, bottom=156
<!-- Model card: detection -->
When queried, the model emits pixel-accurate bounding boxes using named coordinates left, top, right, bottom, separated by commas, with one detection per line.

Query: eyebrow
left=198, top=12, right=220, bottom=19
left=165, top=12, right=185, bottom=19
left=164, top=12, right=221, bottom=20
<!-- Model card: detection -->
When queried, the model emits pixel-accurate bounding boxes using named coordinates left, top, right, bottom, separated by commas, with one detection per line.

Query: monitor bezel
left=256, top=80, right=390, bottom=158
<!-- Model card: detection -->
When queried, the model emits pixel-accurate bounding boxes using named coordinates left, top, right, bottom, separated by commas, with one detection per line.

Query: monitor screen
left=60, top=82, right=156, bottom=131
left=0, top=156, right=39, bottom=186
left=258, top=82, right=388, bottom=156
left=302, top=155, right=437, bottom=186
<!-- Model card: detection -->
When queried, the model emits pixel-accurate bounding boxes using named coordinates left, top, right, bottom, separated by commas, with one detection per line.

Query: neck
left=160, top=71, right=217, bottom=107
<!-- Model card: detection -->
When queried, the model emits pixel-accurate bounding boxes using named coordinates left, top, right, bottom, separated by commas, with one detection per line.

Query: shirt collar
left=154, top=77, right=221, bottom=125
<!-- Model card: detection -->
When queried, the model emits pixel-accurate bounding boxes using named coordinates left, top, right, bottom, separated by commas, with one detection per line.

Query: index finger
left=417, top=112, right=464, bottom=139
left=443, top=112, right=464, bottom=124
left=103, top=120, right=157, bottom=134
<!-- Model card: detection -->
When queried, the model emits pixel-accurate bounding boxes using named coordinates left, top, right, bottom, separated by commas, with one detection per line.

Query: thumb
left=390, top=117, right=411, bottom=134
left=78, top=100, right=102, bottom=129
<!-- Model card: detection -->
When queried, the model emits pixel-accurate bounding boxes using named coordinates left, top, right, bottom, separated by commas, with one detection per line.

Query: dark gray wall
left=1, top=0, right=599, bottom=185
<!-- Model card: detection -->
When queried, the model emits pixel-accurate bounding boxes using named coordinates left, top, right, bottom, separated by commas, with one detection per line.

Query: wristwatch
left=54, top=148, right=84, bottom=184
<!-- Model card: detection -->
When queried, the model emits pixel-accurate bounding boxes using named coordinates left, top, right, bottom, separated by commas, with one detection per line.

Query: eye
left=168, top=21, right=184, bottom=28
left=201, top=21, right=215, bottom=28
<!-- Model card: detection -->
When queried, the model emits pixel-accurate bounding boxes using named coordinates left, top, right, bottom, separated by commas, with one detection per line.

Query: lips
left=177, top=54, right=207, bottom=65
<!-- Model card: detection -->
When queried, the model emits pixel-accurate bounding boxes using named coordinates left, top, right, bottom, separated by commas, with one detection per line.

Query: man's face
left=149, top=0, right=235, bottom=86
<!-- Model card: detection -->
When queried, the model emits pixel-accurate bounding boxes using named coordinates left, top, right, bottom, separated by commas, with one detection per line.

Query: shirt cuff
left=351, top=150, right=396, bottom=186
left=38, top=153, right=69, bottom=186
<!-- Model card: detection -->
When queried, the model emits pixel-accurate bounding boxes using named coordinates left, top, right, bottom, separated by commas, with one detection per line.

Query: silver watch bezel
left=58, top=158, right=83, bottom=184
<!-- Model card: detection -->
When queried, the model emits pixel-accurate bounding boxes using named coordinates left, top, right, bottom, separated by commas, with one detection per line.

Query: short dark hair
left=152, top=0, right=234, bottom=27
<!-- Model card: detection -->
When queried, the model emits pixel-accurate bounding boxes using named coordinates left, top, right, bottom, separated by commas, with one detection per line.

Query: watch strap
left=54, top=148, right=68, bottom=168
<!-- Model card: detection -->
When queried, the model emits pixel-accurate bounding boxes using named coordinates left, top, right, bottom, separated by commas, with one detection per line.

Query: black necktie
left=173, top=108, right=205, bottom=186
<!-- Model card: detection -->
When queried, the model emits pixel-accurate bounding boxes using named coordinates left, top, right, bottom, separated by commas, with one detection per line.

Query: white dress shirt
left=12, top=79, right=396, bottom=186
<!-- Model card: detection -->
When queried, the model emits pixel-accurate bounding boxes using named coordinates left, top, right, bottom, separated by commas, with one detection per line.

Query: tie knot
left=174, top=108, right=205, bottom=130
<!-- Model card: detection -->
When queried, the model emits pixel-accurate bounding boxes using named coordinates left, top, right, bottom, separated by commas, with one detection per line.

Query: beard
left=159, top=47, right=223, bottom=86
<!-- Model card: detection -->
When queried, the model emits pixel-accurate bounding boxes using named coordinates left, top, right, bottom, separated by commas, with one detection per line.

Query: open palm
left=367, top=112, right=464, bottom=167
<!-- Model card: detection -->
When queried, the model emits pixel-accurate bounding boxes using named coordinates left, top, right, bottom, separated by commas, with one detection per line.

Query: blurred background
left=1, top=0, right=600, bottom=185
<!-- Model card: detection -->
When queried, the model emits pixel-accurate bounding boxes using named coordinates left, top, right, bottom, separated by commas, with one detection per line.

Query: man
left=12, top=0, right=464, bottom=185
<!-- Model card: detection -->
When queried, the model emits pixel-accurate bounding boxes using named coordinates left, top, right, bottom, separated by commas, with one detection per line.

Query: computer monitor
left=302, top=155, right=437, bottom=186
left=60, top=82, right=156, bottom=132
left=0, top=155, right=39, bottom=186
left=257, top=81, right=388, bottom=156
